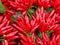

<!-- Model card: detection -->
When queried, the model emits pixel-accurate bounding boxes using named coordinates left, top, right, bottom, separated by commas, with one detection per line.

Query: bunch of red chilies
left=0, top=0, right=60, bottom=45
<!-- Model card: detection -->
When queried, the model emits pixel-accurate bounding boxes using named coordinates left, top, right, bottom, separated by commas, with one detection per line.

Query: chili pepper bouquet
left=0, top=0, right=60, bottom=45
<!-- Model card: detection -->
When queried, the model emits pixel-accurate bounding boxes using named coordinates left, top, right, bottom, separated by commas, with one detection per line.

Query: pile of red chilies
left=0, top=0, right=60, bottom=45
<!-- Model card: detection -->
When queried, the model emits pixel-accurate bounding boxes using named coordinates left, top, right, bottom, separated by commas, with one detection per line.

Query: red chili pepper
left=0, top=28, right=13, bottom=35
left=56, top=35, right=60, bottom=41
left=0, top=19, right=7, bottom=28
left=49, top=10, right=55, bottom=18
left=7, top=10, right=16, bottom=14
left=31, top=25, right=39, bottom=33
left=42, top=32, right=50, bottom=43
left=2, top=17, right=7, bottom=23
left=6, top=21, right=10, bottom=26
left=22, top=11, right=27, bottom=16
left=52, top=35, right=56, bottom=45
left=7, top=36, right=19, bottom=41
left=14, top=20, right=25, bottom=30
left=0, top=16, right=3, bottom=23
left=19, top=17, right=25, bottom=24
left=1, top=26, right=12, bottom=31
left=36, top=37, right=43, bottom=45
left=12, top=24, right=24, bottom=33
left=25, top=16, right=31, bottom=32
left=4, top=31, right=18, bottom=38
left=19, top=34, right=27, bottom=42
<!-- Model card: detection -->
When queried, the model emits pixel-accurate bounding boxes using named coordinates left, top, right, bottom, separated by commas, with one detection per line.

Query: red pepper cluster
left=0, top=0, right=60, bottom=45
left=1, top=0, right=60, bottom=14
left=2, top=0, right=36, bottom=14
left=50, top=0, right=60, bottom=13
